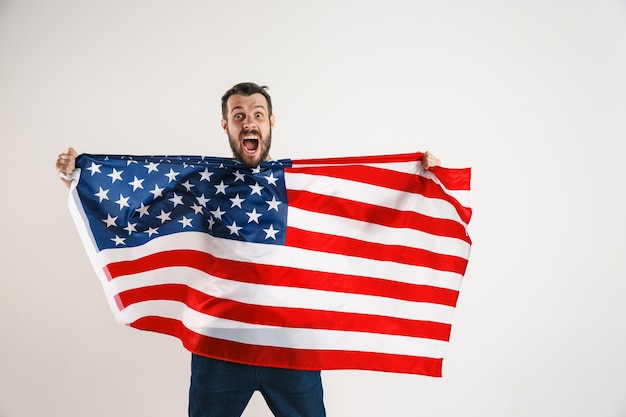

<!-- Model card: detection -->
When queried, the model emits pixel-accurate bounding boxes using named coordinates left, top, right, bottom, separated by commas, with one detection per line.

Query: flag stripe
left=284, top=171, right=470, bottom=227
left=292, top=152, right=471, bottom=192
left=285, top=164, right=471, bottom=224
left=287, top=189, right=471, bottom=245
left=106, top=265, right=456, bottom=323
left=118, top=300, right=448, bottom=357
left=118, top=284, right=452, bottom=340
left=131, top=316, right=444, bottom=376
left=293, top=159, right=471, bottom=206
left=291, top=152, right=426, bottom=167
left=105, top=249, right=460, bottom=306
left=285, top=227, right=469, bottom=274
left=99, top=232, right=465, bottom=291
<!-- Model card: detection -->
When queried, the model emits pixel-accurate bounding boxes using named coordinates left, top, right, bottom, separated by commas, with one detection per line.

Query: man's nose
left=243, top=118, right=256, bottom=130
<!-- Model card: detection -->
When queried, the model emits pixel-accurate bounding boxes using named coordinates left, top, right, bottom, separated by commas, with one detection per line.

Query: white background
left=1, top=1, right=625, bottom=416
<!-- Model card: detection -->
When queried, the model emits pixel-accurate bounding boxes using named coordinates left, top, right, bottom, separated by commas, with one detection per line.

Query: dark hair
left=221, top=82, right=273, bottom=119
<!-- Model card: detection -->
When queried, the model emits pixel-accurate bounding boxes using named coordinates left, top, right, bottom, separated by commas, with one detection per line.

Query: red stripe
left=286, top=164, right=472, bottom=224
left=285, top=228, right=469, bottom=275
left=105, top=249, right=460, bottom=306
left=428, top=166, right=471, bottom=190
left=288, top=189, right=471, bottom=243
left=292, top=152, right=470, bottom=191
left=292, top=152, right=424, bottom=166
left=118, top=284, right=452, bottom=340
left=130, top=316, right=444, bottom=376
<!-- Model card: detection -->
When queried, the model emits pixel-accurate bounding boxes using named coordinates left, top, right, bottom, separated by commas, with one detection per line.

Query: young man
left=55, top=82, right=441, bottom=417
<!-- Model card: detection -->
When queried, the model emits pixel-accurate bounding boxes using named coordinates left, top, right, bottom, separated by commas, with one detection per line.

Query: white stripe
left=287, top=206, right=471, bottom=258
left=105, top=266, right=456, bottom=324
left=116, top=300, right=448, bottom=358
left=285, top=172, right=467, bottom=226
left=96, top=232, right=464, bottom=290
left=291, top=160, right=419, bottom=172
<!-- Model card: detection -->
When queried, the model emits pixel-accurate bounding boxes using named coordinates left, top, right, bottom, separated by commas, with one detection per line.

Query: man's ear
left=270, top=114, right=276, bottom=128
left=221, top=119, right=228, bottom=133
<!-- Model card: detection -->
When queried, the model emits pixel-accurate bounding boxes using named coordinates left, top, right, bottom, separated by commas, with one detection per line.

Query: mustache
left=241, top=129, right=261, bottom=137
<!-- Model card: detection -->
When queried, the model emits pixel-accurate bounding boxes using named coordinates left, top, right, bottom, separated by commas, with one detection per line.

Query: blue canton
left=75, top=154, right=291, bottom=250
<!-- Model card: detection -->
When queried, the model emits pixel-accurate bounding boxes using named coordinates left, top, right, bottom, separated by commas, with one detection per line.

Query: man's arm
left=55, top=147, right=78, bottom=188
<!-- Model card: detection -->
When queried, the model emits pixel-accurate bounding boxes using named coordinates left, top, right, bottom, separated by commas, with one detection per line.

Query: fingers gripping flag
left=67, top=152, right=472, bottom=377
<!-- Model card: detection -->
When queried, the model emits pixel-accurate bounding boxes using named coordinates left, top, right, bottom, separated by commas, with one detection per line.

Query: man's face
left=222, top=93, right=275, bottom=168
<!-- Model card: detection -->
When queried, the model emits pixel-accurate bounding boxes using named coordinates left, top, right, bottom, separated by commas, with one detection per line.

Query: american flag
left=67, top=152, right=471, bottom=377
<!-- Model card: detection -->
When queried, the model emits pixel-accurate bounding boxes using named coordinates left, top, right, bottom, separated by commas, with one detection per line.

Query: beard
left=228, top=127, right=272, bottom=168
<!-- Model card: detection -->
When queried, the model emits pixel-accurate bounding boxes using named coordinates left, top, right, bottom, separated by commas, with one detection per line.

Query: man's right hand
left=56, top=147, right=79, bottom=187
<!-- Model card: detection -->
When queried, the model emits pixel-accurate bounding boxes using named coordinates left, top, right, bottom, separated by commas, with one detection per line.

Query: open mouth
left=242, top=131, right=260, bottom=154
left=243, top=137, right=259, bottom=153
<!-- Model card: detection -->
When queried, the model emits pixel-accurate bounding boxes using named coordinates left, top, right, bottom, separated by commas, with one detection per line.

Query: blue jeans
left=189, top=354, right=326, bottom=417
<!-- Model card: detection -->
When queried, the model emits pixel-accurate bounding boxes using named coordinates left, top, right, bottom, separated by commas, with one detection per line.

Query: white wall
left=1, top=1, right=625, bottom=416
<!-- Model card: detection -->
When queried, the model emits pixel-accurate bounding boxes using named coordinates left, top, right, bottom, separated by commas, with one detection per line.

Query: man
left=56, top=82, right=441, bottom=417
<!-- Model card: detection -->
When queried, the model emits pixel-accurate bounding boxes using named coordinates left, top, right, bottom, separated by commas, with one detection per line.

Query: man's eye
left=256, top=113, right=264, bottom=118
left=234, top=114, right=243, bottom=120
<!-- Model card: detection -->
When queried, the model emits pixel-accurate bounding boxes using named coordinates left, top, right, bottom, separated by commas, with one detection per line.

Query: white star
left=95, top=187, right=110, bottom=202
left=169, top=193, right=184, bottom=207
left=181, top=180, right=195, bottom=192
left=263, top=224, right=280, bottom=240
left=249, top=182, right=264, bottom=196
left=115, top=194, right=130, bottom=209
left=233, top=170, right=246, bottom=182
left=111, top=235, right=126, bottom=246
left=196, top=193, right=210, bottom=207
left=124, top=222, right=137, bottom=235
left=135, top=202, right=150, bottom=218
left=190, top=203, right=204, bottom=214
left=252, top=166, right=261, bottom=174
left=156, top=210, right=172, bottom=223
left=266, top=196, right=282, bottom=211
left=246, top=208, right=262, bottom=224
left=145, top=227, right=159, bottom=237
left=264, top=172, right=279, bottom=186
left=164, top=168, right=180, bottom=183
left=108, top=168, right=124, bottom=183
left=214, top=181, right=229, bottom=195
left=207, top=217, right=216, bottom=230
left=128, top=176, right=145, bottom=191
left=178, top=216, right=193, bottom=228
left=229, top=193, right=245, bottom=208
left=210, top=206, right=226, bottom=220
left=226, top=221, right=242, bottom=236
left=144, top=161, right=160, bottom=173
left=150, top=184, right=165, bottom=199
left=102, top=214, right=118, bottom=228
left=126, top=159, right=138, bottom=166
left=87, top=162, right=102, bottom=176
left=199, top=168, right=213, bottom=181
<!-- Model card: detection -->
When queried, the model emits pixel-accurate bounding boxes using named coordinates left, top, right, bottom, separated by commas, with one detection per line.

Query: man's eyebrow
left=230, top=105, right=267, bottom=114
